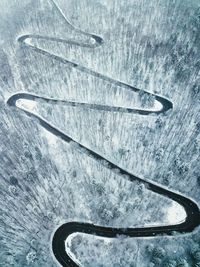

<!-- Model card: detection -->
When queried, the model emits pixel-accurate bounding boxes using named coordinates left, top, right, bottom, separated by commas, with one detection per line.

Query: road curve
left=7, top=1, right=200, bottom=266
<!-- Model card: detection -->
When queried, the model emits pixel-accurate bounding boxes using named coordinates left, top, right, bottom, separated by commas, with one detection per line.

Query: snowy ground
left=0, top=0, right=200, bottom=266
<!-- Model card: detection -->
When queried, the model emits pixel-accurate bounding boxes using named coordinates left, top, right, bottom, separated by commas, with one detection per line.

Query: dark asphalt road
left=7, top=1, right=200, bottom=265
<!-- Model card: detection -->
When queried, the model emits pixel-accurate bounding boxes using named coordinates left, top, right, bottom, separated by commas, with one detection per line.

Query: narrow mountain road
left=7, top=1, right=200, bottom=265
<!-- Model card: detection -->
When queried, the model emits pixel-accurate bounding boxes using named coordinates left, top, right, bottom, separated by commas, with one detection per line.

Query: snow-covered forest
left=0, top=0, right=200, bottom=266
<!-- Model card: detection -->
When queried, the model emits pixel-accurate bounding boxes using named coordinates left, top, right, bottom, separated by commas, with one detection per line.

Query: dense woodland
left=0, top=0, right=199, bottom=266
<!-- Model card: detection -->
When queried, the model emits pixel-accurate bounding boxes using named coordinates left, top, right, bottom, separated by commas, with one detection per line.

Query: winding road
left=6, top=0, right=200, bottom=266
